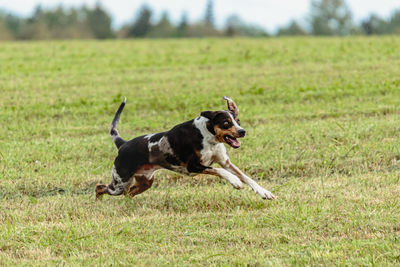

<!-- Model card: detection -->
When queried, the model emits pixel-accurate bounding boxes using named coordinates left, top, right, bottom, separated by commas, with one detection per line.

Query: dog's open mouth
left=224, top=135, right=241, bottom=148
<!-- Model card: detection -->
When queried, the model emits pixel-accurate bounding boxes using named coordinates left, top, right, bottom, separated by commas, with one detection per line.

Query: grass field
left=1, top=37, right=400, bottom=266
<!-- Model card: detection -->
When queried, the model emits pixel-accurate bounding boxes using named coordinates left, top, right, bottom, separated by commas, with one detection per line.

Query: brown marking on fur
left=127, top=175, right=154, bottom=197
left=195, top=149, right=203, bottom=159
left=141, top=164, right=154, bottom=171
left=202, top=168, right=219, bottom=176
left=135, top=164, right=161, bottom=176
left=214, top=125, right=240, bottom=143
left=95, top=184, right=108, bottom=200
left=181, top=162, right=188, bottom=168
left=195, top=149, right=217, bottom=166
left=223, top=159, right=247, bottom=183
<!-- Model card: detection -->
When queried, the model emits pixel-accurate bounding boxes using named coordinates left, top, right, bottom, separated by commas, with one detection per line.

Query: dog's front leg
left=202, top=168, right=243, bottom=189
left=221, top=159, right=275, bottom=200
left=186, top=156, right=243, bottom=189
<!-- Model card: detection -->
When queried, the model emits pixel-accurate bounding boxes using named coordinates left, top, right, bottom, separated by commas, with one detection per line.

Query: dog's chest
left=199, top=143, right=227, bottom=166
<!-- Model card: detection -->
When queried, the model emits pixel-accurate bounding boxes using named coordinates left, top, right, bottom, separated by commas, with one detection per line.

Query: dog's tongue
left=230, top=138, right=241, bottom=148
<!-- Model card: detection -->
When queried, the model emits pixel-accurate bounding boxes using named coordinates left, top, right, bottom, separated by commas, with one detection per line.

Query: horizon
left=1, top=0, right=400, bottom=33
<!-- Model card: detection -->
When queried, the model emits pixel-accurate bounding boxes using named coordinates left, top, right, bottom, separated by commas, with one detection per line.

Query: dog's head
left=201, top=96, right=246, bottom=149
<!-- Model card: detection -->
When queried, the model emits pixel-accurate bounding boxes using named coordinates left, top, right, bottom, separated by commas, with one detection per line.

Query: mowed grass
left=1, top=37, right=400, bottom=266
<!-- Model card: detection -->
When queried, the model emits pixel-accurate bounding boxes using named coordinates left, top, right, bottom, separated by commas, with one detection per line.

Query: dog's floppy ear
left=200, top=111, right=219, bottom=135
left=223, top=96, right=239, bottom=116
left=201, top=111, right=218, bottom=120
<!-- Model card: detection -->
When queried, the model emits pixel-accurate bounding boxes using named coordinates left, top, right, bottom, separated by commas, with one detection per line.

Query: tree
left=18, top=5, right=51, bottom=39
left=387, top=9, right=400, bottom=34
left=0, top=10, right=22, bottom=39
left=204, top=0, right=215, bottom=28
left=225, top=24, right=235, bottom=37
left=17, top=5, right=99, bottom=40
left=185, top=0, right=219, bottom=37
left=184, top=22, right=220, bottom=37
left=148, top=11, right=176, bottom=38
left=224, top=14, right=269, bottom=37
left=3, top=13, right=22, bottom=36
left=0, top=19, right=14, bottom=40
left=87, top=3, right=114, bottom=39
left=310, top=0, right=354, bottom=35
left=177, top=12, right=188, bottom=37
left=128, top=5, right=152, bottom=37
left=361, top=14, right=388, bottom=35
left=18, top=20, right=51, bottom=40
left=277, top=20, right=308, bottom=36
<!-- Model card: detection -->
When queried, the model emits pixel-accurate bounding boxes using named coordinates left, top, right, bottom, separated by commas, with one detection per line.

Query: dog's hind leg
left=95, top=165, right=133, bottom=200
left=95, top=184, right=108, bottom=199
left=127, top=175, right=154, bottom=198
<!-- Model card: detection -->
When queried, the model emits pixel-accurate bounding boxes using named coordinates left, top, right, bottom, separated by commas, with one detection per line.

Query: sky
left=1, top=0, right=400, bottom=33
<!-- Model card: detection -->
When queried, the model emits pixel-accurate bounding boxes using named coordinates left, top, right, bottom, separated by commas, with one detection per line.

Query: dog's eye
left=236, top=119, right=241, bottom=125
left=223, top=121, right=230, bottom=128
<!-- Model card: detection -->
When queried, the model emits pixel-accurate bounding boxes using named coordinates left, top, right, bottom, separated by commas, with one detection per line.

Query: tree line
left=0, top=0, right=400, bottom=40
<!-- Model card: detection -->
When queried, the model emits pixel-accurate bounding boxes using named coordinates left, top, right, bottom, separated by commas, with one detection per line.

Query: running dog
left=96, top=97, right=275, bottom=200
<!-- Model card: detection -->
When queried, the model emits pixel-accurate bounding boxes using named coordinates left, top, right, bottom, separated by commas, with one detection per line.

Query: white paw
left=255, top=187, right=275, bottom=200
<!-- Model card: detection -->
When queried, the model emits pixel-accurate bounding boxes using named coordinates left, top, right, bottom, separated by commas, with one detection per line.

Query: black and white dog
left=96, top=97, right=275, bottom=200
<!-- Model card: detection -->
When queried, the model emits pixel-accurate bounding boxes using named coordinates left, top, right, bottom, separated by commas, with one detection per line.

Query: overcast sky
left=1, top=0, right=400, bottom=32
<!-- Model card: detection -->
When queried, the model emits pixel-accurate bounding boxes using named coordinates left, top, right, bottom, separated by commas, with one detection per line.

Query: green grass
left=1, top=37, right=400, bottom=266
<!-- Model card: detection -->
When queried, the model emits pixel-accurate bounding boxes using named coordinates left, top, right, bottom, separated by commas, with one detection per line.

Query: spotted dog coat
left=96, top=97, right=275, bottom=200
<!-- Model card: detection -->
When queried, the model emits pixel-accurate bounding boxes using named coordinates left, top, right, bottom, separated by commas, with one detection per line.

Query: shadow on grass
left=0, top=181, right=98, bottom=200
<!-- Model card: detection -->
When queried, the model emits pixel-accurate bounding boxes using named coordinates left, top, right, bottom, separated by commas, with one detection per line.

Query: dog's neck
left=194, top=116, right=218, bottom=145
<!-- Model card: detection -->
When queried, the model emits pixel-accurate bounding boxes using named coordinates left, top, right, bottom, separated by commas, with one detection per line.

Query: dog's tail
left=110, top=98, right=126, bottom=149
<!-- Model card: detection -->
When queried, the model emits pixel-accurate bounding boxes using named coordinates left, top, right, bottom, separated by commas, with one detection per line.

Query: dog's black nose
left=238, top=129, right=246, bottom=137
